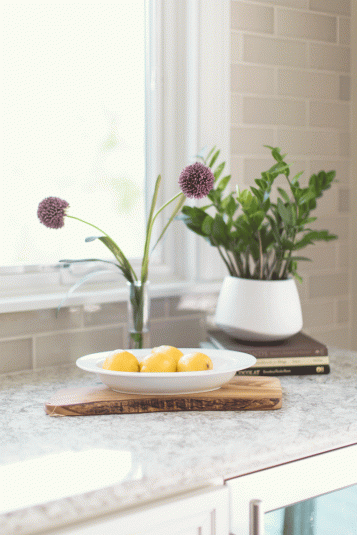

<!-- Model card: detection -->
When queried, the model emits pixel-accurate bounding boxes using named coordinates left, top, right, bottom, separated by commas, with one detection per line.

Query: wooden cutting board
left=45, top=376, right=282, bottom=416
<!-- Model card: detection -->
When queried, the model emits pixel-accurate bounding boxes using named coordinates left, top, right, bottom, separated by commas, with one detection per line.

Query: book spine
left=236, top=365, right=330, bottom=376
left=208, top=336, right=328, bottom=357
left=251, top=356, right=329, bottom=367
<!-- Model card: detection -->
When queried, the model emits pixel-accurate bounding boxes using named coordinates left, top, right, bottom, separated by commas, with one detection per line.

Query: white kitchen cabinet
left=226, top=444, right=357, bottom=535
left=48, top=484, right=230, bottom=535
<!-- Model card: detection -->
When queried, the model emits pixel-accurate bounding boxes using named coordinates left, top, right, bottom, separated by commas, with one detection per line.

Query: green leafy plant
left=177, top=146, right=337, bottom=282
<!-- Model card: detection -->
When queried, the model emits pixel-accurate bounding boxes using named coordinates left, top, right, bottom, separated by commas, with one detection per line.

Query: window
left=2, top=1, right=146, bottom=266
left=1, top=0, right=231, bottom=308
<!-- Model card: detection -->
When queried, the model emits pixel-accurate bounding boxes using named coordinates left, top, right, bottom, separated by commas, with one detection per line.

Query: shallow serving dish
left=76, top=348, right=256, bottom=395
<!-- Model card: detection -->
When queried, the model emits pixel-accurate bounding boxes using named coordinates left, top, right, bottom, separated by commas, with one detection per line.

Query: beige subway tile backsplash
left=231, top=127, right=275, bottom=154
left=278, top=69, right=340, bottom=100
left=231, top=94, right=243, bottom=124
left=169, top=296, right=213, bottom=317
left=309, top=101, right=350, bottom=129
left=83, top=302, right=127, bottom=326
left=244, top=35, right=307, bottom=67
left=231, top=64, right=275, bottom=95
left=339, top=132, right=350, bottom=157
left=301, top=300, right=335, bottom=327
left=312, top=185, right=338, bottom=216
left=339, top=17, right=351, bottom=45
left=230, top=0, right=352, bottom=349
left=310, top=160, right=350, bottom=183
left=309, top=0, right=350, bottom=16
left=338, top=188, right=350, bottom=213
left=309, top=273, right=348, bottom=299
left=231, top=2, right=274, bottom=34
left=35, top=326, right=125, bottom=368
left=249, top=0, right=308, bottom=7
left=0, top=307, right=82, bottom=339
left=277, top=129, right=339, bottom=156
left=150, top=316, right=206, bottom=349
left=337, top=242, right=349, bottom=269
left=337, top=300, right=349, bottom=323
left=300, top=243, right=337, bottom=271
left=243, top=97, right=306, bottom=126
left=0, top=338, right=32, bottom=374
left=312, top=327, right=350, bottom=350
left=309, top=43, right=350, bottom=72
left=312, top=216, right=349, bottom=240
left=244, top=158, right=307, bottom=185
left=243, top=159, right=276, bottom=184
left=230, top=155, right=243, bottom=182
left=339, top=76, right=351, bottom=100
left=277, top=9, right=337, bottom=42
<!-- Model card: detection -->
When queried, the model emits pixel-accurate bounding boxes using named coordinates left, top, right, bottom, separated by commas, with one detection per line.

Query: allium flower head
left=37, top=197, right=69, bottom=229
left=178, top=162, right=214, bottom=199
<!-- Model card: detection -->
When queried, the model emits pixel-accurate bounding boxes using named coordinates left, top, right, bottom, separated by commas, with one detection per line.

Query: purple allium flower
left=37, top=197, right=69, bottom=229
left=178, top=162, right=214, bottom=199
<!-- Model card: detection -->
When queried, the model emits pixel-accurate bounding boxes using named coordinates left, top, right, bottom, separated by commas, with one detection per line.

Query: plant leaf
left=216, top=174, right=231, bottom=192
left=204, top=146, right=216, bottom=164
left=208, top=150, right=220, bottom=169
left=84, top=236, right=135, bottom=281
left=277, top=198, right=292, bottom=226
left=277, top=188, right=290, bottom=203
left=213, top=162, right=225, bottom=181
left=150, top=194, right=186, bottom=253
left=59, top=258, right=122, bottom=269
left=211, top=214, right=229, bottom=246
left=56, top=269, right=119, bottom=317
left=202, top=214, right=214, bottom=235
left=141, top=174, right=162, bottom=282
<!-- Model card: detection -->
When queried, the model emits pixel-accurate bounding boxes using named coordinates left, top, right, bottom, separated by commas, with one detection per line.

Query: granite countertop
left=1, top=348, right=357, bottom=535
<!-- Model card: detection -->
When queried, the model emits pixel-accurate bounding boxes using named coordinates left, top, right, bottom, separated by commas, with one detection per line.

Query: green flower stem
left=141, top=181, right=185, bottom=283
left=227, top=250, right=240, bottom=277
left=152, top=191, right=184, bottom=222
left=151, top=193, right=186, bottom=253
left=211, top=237, right=235, bottom=276
left=66, top=215, right=109, bottom=236
left=66, top=215, right=137, bottom=280
left=141, top=175, right=162, bottom=283
left=257, top=231, right=263, bottom=280
left=233, top=251, right=245, bottom=277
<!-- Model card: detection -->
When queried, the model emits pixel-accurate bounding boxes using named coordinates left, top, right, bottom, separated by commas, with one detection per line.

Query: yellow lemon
left=140, top=352, right=177, bottom=373
left=102, top=350, right=140, bottom=372
left=177, top=352, right=213, bottom=372
left=151, top=345, right=184, bottom=364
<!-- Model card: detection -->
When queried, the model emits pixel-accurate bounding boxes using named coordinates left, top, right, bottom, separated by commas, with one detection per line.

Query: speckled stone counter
left=1, top=349, right=356, bottom=534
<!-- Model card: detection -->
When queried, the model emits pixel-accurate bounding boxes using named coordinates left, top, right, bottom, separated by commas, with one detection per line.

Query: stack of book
left=207, top=330, right=330, bottom=376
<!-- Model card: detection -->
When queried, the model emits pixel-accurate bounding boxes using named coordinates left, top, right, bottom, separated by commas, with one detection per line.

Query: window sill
left=0, top=278, right=223, bottom=314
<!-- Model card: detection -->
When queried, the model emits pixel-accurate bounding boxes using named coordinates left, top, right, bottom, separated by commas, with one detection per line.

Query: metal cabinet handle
left=250, top=499, right=264, bottom=535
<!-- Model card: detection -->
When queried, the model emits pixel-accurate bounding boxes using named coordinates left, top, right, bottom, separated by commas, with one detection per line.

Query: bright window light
left=2, top=1, right=146, bottom=267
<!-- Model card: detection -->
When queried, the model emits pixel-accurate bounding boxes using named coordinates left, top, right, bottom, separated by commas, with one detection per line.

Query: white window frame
left=0, top=0, right=230, bottom=313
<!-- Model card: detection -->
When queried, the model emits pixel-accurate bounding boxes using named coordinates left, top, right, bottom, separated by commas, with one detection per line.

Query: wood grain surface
left=45, top=376, right=282, bottom=416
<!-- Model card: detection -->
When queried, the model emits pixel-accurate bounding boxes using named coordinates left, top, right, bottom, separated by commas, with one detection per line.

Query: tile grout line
left=0, top=313, right=208, bottom=343
left=231, top=28, right=350, bottom=47
left=32, top=336, right=37, bottom=370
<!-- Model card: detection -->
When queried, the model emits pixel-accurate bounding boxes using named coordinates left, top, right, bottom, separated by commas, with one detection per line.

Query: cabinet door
left=226, top=444, right=357, bottom=535
left=54, top=484, right=230, bottom=535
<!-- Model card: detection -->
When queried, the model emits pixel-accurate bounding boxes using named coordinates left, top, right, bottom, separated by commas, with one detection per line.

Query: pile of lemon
left=102, top=345, right=213, bottom=373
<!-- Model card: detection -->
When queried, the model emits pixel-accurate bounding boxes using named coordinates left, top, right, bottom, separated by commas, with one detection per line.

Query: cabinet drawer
left=49, top=485, right=230, bottom=535
left=226, top=445, right=357, bottom=535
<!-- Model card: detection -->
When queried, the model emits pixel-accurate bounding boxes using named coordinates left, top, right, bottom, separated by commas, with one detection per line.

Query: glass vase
left=127, top=280, right=151, bottom=350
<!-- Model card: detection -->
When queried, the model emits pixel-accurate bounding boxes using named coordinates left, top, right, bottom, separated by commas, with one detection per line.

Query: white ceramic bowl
left=76, top=348, right=256, bottom=395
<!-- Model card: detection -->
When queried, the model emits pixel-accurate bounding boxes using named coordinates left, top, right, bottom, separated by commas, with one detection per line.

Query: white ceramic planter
left=214, top=276, right=303, bottom=342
